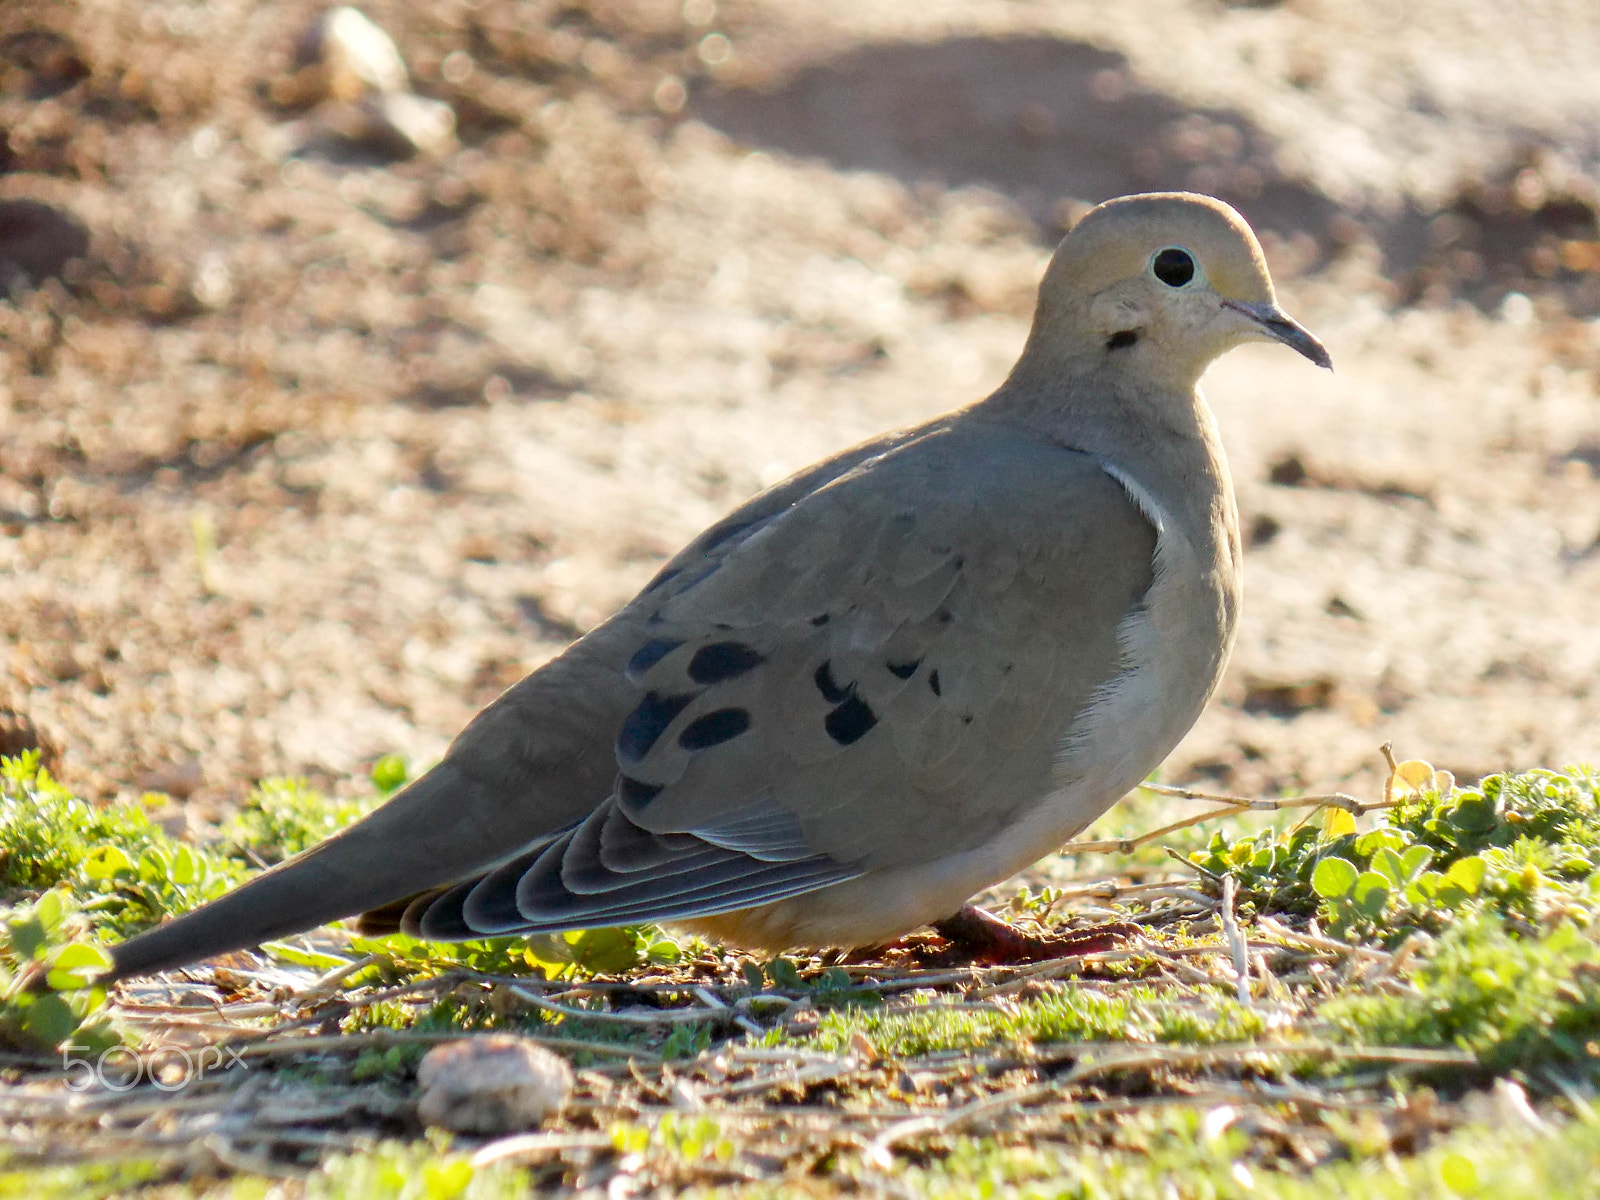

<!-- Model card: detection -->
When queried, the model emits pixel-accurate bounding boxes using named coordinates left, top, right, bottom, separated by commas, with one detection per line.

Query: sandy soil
left=1, top=0, right=1597, bottom=827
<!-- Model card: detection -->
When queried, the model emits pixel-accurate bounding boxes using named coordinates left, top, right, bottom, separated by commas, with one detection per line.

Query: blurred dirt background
left=0, top=0, right=1597, bottom=826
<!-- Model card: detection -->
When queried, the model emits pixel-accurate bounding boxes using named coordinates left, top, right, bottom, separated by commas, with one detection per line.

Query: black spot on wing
left=1107, top=330, right=1139, bottom=350
left=929, top=669, right=942, bottom=696
left=617, top=691, right=694, bottom=764
left=825, top=694, right=878, bottom=745
left=618, top=774, right=664, bottom=809
left=886, top=658, right=921, bottom=680
left=626, top=638, right=683, bottom=681
left=810, top=613, right=830, bottom=627
left=679, top=707, right=752, bottom=750
left=814, top=660, right=849, bottom=704
left=688, top=642, right=765, bottom=684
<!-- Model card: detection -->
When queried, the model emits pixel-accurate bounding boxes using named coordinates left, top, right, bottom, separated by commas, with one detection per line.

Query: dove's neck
left=979, top=357, right=1243, bottom=654
left=984, top=360, right=1232, bottom=531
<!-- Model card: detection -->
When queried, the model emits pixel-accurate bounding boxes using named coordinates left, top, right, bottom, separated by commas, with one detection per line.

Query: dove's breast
left=1039, top=458, right=1236, bottom=832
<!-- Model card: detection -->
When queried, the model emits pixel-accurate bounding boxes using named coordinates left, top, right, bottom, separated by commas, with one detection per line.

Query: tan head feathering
left=106, top=193, right=1330, bottom=981
left=1012, top=192, right=1329, bottom=392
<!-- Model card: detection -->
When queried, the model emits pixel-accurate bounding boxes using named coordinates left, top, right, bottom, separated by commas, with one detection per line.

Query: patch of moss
left=791, top=983, right=1267, bottom=1058
left=1321, top=915, right=1600, bottom=1078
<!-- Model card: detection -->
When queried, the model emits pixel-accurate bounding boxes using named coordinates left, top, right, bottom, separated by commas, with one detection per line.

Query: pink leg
left=923, top=904, right=1138, bottom=966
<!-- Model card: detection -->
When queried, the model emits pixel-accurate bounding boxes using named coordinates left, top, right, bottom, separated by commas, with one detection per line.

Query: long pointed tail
left=104, top=610, right=647, bottom=982
left=106, top=759, right=540, bottom=981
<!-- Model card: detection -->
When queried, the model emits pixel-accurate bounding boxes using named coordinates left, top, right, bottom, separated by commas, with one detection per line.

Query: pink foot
left=921, top=904, right=1137, bottom=966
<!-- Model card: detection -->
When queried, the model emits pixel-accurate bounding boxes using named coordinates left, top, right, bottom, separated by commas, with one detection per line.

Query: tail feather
left=106, top=760, right=555, bottom=981
left=107, top=620, right=641, bottom=982
left=351, top=888, right=449, bottom=937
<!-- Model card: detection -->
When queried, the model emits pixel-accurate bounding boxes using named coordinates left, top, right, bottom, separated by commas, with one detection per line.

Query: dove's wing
left=103, top=425, right=939, bottom=978
left=402, top=416, right=1156, bottom=939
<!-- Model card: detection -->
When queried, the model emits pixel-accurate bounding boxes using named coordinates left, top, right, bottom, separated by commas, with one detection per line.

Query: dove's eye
left=1151, top=247, right=1198, bottom=288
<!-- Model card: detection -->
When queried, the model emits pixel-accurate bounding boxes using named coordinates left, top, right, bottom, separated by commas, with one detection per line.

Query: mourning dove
left=108, top=192, right=1329, bottom=980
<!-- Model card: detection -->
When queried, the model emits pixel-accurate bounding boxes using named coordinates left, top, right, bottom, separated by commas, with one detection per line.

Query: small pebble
left=415, top=1036, right=573, bottom=1135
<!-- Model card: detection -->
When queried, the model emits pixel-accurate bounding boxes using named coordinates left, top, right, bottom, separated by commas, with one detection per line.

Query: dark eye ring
left=1151, top=247, right=1196, bottom=288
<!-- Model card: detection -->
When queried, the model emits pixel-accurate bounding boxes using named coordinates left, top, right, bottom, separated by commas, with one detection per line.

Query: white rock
left=317, top=7, right=409, bottom=99
left=371, top=92, right=457, bottom=157
left=416, top=1036, right=573, bottom=1135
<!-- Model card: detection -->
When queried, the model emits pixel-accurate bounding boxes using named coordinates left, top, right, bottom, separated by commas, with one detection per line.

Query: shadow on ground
left=694, top=38, right=1335, bottom=243
left=693, top=36, right=1600, bottom=312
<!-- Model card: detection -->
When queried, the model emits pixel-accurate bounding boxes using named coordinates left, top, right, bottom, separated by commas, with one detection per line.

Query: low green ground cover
left=1, top=753, right=1597, bottom=1197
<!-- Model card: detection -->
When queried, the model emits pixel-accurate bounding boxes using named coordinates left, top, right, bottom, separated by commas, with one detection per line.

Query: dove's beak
left=1224, top=299, right=1332, bottom=370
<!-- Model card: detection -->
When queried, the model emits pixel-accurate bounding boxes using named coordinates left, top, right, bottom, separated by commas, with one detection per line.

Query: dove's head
left=1022, top=192, right=1330, bottom=389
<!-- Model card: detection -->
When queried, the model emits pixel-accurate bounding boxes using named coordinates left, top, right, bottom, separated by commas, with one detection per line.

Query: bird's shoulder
left=632, top=413, right=1156, bottom=629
